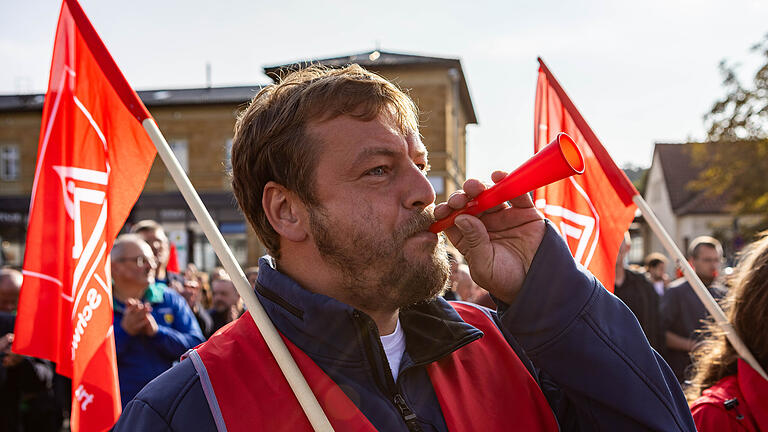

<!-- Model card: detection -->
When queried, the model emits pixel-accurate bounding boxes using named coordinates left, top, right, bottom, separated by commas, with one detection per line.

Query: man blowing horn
left=115, top=65, right=695, bottom=431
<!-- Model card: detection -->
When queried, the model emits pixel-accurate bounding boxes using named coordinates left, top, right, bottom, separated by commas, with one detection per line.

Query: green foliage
left=690, top=140, right=768, bottom=214
left=621, top=164, right=648, bottom=194
left=705, top=34, right=768, bottom=141
left=694, top=33, right=768, bottom=224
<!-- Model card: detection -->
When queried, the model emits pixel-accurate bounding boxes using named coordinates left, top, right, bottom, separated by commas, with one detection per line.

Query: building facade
left=0, top=86, right=259, bottom=269
left=642, top=142, right=763, bottom=267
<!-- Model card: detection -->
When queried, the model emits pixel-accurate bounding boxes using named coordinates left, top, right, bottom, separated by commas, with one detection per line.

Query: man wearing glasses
left=110, top=234, right=204, bottom=407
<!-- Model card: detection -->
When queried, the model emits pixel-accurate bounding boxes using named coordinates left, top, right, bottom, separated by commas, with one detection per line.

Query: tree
left=705, top=35, right=768, bottom=141
left=621, top=163, right=648, bottom=194
left=691, top=33, right=768, bottom=233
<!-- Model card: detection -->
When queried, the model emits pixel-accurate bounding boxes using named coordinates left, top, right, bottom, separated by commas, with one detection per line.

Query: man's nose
left=404, top=165, right=436, bottom=210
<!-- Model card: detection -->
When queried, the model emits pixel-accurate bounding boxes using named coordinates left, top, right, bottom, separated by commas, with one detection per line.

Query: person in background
left=686, top=231, right=768, bottom=431
left=130, top=220, right=178, bottom=286
left=452, top=264, right=495, bottom=309
left=182, top=265, right=214, bottom=339
left=0, top=267, right=21, bottom=313
left=245, top=266, right=260, bottom=288
left=614, top=234, right=664, bottom=353
left=209, top=266, right=228, bottom=284
left=111, top=234, right=204, bottom=406
left=661, top=236, right=726, bottom=383
left=209, top=274, right=243, bottom=333
left=184, top=264, right=212, bottom=310
left=0, top=268, right=62, bottom=432
left=453, top=264, right=476, bottom=301
left=645, top=252, right=670, bottom=297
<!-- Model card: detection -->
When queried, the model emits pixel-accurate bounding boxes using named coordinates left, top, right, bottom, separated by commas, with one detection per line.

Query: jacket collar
left=113, top=282, right=166, bottom=313
left=254, top=256, right=482, bottom=366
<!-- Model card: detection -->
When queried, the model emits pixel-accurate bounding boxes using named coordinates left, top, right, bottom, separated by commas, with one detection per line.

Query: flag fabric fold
left=13, top=0, right=157, bottom=429
left=533, top=58, right=638, bottom=291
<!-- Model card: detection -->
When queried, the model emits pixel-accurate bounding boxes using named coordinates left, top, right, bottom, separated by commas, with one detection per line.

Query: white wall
left=643, top=151, right=677, bottom=259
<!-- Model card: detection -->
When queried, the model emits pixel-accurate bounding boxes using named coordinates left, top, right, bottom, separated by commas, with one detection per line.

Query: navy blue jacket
left=114, top=224, right=695, bottom=431
left=113, top=282, right=204, bottom=407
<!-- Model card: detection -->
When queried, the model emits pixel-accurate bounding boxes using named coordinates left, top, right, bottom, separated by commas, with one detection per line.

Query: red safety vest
left=187, top=302, right=559, bottom=431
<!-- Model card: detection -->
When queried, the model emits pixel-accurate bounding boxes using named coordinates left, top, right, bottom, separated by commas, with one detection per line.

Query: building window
left=168, top=140, right=189, bottom=173
left=629, top=235, right=644, bottom=265
left=0, top=144, right=20, bottom=181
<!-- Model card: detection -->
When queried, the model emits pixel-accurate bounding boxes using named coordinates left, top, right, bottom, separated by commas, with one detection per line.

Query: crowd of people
left=1, top=193, right=765, bottom=432
left=612, top=235, right=728, bottom=384
left=0, top=220, right=252, bottom=431
left=611, top=233, right=767, bottom=430
left=1, top=213, right=765, bottom=431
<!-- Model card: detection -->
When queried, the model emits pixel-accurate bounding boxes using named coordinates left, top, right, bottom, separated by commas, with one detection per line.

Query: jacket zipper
left=254, top=282, right=304, bottom=319
left=353, top=311, right=423, bottom=432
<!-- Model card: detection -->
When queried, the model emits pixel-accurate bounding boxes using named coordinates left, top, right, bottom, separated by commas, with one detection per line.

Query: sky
left=2, top=0, right=767, bottom=182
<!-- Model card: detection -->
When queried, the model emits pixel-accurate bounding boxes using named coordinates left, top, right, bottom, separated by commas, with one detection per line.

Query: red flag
left=533, top=59, right=638, bottom=291
left=13, top=0, right=156, bottom=429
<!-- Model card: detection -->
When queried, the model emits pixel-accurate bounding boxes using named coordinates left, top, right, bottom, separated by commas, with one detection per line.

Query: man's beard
left=309, top=206, right=450, bottom=313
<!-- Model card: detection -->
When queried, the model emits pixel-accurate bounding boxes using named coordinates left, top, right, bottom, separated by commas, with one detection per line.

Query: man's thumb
left=454, top=215, right=487, bottom=248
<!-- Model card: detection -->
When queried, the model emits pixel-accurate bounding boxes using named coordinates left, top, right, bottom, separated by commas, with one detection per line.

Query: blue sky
left=2, top=0, right=766, bottom=181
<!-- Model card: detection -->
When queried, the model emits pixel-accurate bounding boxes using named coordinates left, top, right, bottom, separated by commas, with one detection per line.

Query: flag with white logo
left=534, top=59, right=639, bottom=291
left=13, top=0, right=156, bottom=429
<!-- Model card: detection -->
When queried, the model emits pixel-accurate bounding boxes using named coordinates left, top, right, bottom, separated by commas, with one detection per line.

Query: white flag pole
left=142, top=118, right=334, bottom=431
left=633, top=194, right=768, bottom=381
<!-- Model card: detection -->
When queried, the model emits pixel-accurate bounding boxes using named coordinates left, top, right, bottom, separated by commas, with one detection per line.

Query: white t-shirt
left=380, top=318, right=406, bottom=381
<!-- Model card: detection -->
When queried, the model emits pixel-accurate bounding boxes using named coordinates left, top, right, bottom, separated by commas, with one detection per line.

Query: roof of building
left=652, top=142, right=731, bottom=215
left=0, top=85, right=262, bottom=112
left=264, top=50, right=460, bottom=71
left=263, top=50, right=478, bottom=124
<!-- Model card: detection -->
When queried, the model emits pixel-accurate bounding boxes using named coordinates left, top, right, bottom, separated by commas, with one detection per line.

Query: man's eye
left=367, top=166, right=388, bottom=176
left=417, top=163, right=430, bottom=173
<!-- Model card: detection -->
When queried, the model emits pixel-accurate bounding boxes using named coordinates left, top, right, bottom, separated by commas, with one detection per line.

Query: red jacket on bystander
left=690, top=359, right=768, bottom=431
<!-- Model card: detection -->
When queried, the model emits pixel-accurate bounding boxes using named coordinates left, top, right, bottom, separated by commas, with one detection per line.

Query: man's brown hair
left=230, top=64, right=419, bottom=258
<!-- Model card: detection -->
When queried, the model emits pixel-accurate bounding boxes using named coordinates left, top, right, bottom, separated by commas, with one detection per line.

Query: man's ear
left=262, top=181, right=309, bottom=243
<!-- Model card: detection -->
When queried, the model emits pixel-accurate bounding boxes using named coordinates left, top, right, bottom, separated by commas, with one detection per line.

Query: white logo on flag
left=535, top=178, right=601, bottom=267
left=52, top=95, right=112, bottom=360
left=75, top=385, right=95, bottom=411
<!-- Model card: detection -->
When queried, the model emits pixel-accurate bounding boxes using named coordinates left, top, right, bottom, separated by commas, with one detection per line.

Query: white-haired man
left=111, top=234, right=203, bottom=407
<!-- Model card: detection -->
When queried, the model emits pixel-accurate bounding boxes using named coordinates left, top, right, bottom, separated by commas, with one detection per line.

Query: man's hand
left=665, top=331, right=697, bottom=352
left=434, top=171, right=546, bottom=304
left=140, top=308, right=159, bottom=337
left=121, top=299, right=154, bottom=336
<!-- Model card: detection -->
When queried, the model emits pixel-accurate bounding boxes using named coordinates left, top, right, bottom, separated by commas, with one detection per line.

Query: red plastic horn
left=430, top=132, right=585, bottom=233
